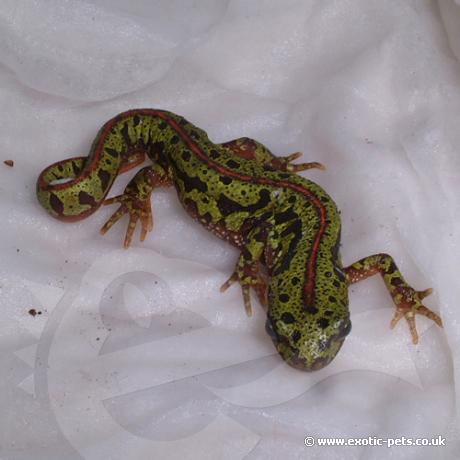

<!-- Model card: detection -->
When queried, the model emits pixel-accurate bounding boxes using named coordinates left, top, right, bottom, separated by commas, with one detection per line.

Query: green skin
left=36, top=109, right=442, bottom=371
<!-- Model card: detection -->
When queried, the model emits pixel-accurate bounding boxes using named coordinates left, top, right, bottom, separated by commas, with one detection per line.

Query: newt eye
left=334, top=264, right=346, bottom=282
left=265, top=317, right=279, bottom=342
left=318, top=339, right=328, bottom=352
left=336, top=319, right=352, bottom=339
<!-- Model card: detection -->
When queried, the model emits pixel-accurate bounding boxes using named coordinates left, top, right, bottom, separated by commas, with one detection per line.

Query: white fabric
left=0, top=1, right=459, bottom=458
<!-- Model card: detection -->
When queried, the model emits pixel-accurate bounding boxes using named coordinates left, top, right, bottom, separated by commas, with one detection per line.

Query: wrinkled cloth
left=0, top=1, right=459, bottom=459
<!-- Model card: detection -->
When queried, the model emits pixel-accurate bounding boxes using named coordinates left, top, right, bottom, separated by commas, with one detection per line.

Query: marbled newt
left=36, top=109, right=443, bottom=370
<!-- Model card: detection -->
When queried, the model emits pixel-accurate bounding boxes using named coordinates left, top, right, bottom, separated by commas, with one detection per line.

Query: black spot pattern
left=174, top=166, right=208, bottom=194
left=50, top=194, right=64, bottom=214
left=71, top=161, right=81, bottom=176
left=305, top=305, right=319, bottom=315
left=279, top=294, right=290, bottom=303
left=219, top=176, right=232, bottom=185
left=226, top=159, right=240, bottom=169
left=388, top=261, right=398, bottom=273
left=274, top=207, right=298, bottom=225
left=274, top=219, right=302, bottom=276
left=210, top=150, right=220, bottom=160
left=217, top=189, right=271, bottom=216
left=292, top=330, right=301, bottom=343
left=78, top=191, right=97, bottom=207
left=98, top=169, right=111, bottom=191
left=120, top=123, right=131, bottom=146
left=106, top=148, right=119, bottom=158
left=281, top=312, right=295, bottom=323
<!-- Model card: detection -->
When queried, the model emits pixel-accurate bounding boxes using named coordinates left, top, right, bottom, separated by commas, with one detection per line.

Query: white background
left=0, top=1, right=459, bottom=459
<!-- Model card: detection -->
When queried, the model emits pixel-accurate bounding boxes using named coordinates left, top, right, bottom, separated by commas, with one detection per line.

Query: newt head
left=265, top=268, right=351, bottom=371
left=265, top=310, right=351, bottom=371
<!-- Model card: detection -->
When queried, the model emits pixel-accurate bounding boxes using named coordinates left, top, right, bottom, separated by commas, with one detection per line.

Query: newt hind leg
left=100, top=163, right=172, bottom=248
left=344, top=253, right=442, bottom=344
left=220, top=137, right=325, bottom=173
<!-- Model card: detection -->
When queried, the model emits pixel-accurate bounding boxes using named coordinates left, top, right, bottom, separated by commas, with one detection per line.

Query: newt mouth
left=280, top=336, right=346, bottom=371
left=265, top=316, right=351, bottom=371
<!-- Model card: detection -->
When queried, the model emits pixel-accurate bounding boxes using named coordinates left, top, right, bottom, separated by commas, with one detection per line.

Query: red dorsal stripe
left=150, top=110, right=328, bottom=307
left=44, top=109, right=329, bottom=306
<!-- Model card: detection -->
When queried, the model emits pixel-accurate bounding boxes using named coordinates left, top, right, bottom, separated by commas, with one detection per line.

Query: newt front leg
left=220, top=224, right=273, bottom=317
left=344, top=253, right=443, bottom=344
left=221, top=137, right=325, bottom=173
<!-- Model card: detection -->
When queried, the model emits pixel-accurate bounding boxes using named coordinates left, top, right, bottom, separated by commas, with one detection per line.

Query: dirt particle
left=4, top=160, right=14, bottom=167
left=28, top=308, right=42, bottom=317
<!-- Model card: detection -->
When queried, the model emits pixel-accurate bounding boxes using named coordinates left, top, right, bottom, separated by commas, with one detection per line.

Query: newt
left=36, top=109, right=443, bottom=370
